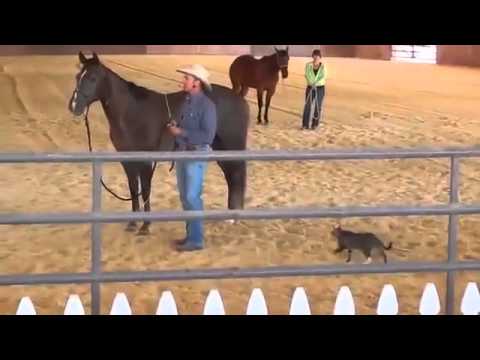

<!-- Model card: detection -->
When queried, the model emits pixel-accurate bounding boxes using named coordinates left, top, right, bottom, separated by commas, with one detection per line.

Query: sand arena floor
left=1, top=55, right=480, bottom=314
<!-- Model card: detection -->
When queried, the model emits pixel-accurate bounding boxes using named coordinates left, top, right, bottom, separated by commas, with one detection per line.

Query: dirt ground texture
left=1, top=55, right=480, bottom=314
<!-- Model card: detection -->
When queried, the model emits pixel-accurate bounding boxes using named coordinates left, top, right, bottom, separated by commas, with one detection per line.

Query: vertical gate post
left=91, top=161, right=103, bottom=315
left=446, top=156, right=460, bottom=314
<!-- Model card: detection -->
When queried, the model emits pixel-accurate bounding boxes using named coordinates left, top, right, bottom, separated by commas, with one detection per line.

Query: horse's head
left=68, top=51, right=108, bottom=117
left=274, top=46, right=290, bottom=79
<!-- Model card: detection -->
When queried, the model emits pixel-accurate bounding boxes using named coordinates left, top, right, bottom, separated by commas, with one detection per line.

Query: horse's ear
left=92, top=52, right=100, bottom=63
left=79, top=51, right=87, bottom=64
left=286, top=46, right=289, bottom=53
left=274, top=46, right=279, bottom=53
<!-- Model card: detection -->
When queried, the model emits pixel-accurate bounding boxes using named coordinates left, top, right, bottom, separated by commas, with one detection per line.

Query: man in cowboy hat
left=167, top=64, right=217, bottom=252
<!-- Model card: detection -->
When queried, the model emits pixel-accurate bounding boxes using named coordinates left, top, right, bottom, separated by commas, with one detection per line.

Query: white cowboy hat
left=176, top=64, right=212, bottom=91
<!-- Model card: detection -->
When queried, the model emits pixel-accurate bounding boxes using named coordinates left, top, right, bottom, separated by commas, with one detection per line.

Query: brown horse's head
left=68, top=51, right=108, bottom=117
left=274, top=46, right=290, bottom=79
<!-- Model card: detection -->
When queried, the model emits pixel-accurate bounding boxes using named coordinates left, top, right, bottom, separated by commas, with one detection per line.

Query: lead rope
left=83, top=93, right=174, bottom=202
left=164, top=93, right=176, bottom=173
left=305, top=86, right=320, bottom=128
left=83, top=106, right=150, bottom=202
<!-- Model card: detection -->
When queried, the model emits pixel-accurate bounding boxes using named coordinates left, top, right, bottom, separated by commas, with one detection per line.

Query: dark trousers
left=302, top=85, right=325, bottom=129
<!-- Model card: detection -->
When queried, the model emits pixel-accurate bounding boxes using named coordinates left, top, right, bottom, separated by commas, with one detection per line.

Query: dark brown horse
left=229, top=46, right=289, bottom=125
left=68, top=52, right=249, bottom=236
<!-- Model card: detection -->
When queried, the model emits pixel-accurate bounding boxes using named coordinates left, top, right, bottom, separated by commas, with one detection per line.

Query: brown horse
left=68, top=52, right=250, bottom=236
left=229, top=46, right=289, bottom=125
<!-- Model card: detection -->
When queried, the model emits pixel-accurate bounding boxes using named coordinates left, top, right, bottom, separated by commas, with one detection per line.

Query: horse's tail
left=229, top=59, right=247, bottom=97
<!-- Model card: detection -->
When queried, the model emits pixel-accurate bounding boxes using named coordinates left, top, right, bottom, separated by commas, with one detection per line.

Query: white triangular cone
left=64, top=295, right=85, bottom=315
left=419, top=283, right=441, bottom=315
left=377, top=284, right=399, bottom=315
left=461, top=282, right=480, bottom=315
left=289, top=287, right=311, bottom=315
left=110, top=293, right=132, bottom=315
left=334, top=286, right=355, bottom=315
left=246, top=288, right=268, bottom=315
left=16, top=297, right=36, bottom=315
left=203, top=289, right=226, bottom=315
left=156, top=291, right=178, bottom=315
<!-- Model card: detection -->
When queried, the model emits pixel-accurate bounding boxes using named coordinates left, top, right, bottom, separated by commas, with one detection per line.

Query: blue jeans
left=175, top=146, right=210, bottom=247
left=302, top=86, right=325, bottom=129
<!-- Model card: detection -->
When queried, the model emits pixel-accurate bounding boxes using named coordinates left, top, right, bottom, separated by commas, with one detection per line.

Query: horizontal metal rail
left=1, top=204, right=480, bottom=225
left=0, top=260, right=479, bottom=286
left=1, top=147, right=480, bottom=163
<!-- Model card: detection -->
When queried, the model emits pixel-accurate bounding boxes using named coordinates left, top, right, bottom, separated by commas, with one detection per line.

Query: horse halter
left=276, top=53, right=288, bottom=69
left=71, top=68, right=91, bottom=112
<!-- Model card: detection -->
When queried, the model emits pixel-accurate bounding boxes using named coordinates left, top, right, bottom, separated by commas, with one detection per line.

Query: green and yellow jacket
left=305, top=62, right=327, bottom=87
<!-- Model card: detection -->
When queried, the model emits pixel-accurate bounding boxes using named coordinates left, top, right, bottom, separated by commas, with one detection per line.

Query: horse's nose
left=70, top=90, right=78, bottom=112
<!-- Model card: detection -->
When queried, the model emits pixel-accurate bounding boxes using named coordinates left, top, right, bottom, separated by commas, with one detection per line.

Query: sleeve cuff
left=180, top=128, right=189, bottom=140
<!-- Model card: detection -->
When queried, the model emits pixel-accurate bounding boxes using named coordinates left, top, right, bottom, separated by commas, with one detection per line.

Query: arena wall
left=146, top=45, right=250, bottom=55
left=353, top=45, right=480, bottom=66
left=437, top=45, right=480, bottom=67
left=251, top=45, right=355, bottom=57
left=0, top=45, right=250, bottom=56
left=1, top=45, right=480, bottom=67
left=0, top=45, right=356, bottom=58
left=0, top=45, right=147, bottom=55
left=354, top=45, right=392, bottom=60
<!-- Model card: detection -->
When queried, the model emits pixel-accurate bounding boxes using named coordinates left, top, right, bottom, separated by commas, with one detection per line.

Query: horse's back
left=229, top=55, right=257, bottom=78
left=231, top=54, right=256, bottom=66
left=123, top=90, right=185, bottom=152
left=125, top=83, right=248, bottom=151
left=229, top=54, right=276, bottom=90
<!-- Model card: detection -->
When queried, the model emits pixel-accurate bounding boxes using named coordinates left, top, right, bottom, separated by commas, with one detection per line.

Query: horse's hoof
left=125, top=223, right=137, bottom=232
left=137, top=227, right=150, bottom=236
left=363, top=257, right=372, bottom=265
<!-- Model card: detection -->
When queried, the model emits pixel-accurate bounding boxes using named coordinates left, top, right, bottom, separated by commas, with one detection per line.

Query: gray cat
left=331, top=224, right=393, bottom=264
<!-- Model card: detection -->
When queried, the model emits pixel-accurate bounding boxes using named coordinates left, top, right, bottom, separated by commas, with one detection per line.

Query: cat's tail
left=386, top=242, right=411, bottom=253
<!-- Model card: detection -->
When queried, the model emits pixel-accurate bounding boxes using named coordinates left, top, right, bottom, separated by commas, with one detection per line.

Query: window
left=391, top=45, right=437, bottom=64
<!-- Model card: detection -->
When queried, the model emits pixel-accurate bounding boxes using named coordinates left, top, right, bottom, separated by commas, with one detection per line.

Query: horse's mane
left=126, top=81, right=156, bottom=100
left=249, top=53, right=276, bottom=61
left=103, top=63, right=162, bottom=100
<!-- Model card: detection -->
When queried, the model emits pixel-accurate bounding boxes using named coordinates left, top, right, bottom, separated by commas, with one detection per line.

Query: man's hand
left=168, top=125, right=184, bottom=137
left=167, top=119, right=177, bottom=127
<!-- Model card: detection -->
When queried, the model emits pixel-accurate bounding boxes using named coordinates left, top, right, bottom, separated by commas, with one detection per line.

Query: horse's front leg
left=122, top=163, right=140, bottom=232
left=264, top=88, right=276, bottom=125
left=256, top=88, right=264, bottom=125
left=137, top=162, right=155, bottom=236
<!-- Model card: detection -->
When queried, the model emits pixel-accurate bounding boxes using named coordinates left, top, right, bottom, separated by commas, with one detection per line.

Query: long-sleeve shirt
left=305, top=62, right=327, bottom=87
left=175, top=91, right=217, bottom=148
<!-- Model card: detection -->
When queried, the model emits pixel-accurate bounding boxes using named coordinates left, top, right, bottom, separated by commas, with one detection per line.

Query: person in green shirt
left=302, top=49, right=327, bottom=130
